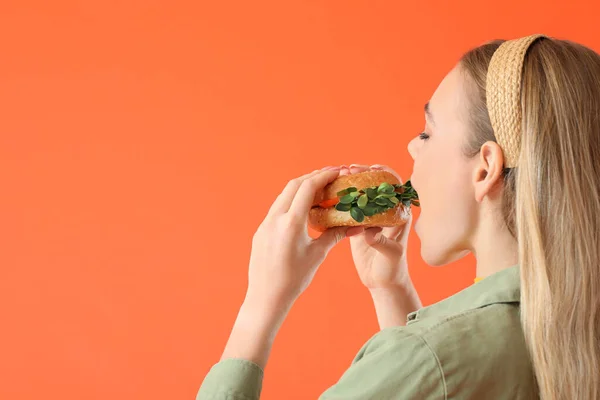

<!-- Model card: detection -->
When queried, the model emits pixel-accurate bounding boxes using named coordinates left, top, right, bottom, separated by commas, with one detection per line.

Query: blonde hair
left=461, top=38, right=600, bottom=399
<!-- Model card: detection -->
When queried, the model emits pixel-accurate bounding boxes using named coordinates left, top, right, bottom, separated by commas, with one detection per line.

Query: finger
left=313, top=226, right=349, bottom=253
left=339, top=165, right=350, bottom=176
left=289, top=169, right=341, bottom=217
left=382, top=225, right=403, bottom=241
left=395, top=214, right=413, bottom=243
left=363, top=227, right=404, bottom=259
left=349, top=164, right=370, bottom=174
left=267, top=168, right=326, bottom=217
left=370, top=164, right=404, bottom=184
left=346, top=226, right=365, bottom=237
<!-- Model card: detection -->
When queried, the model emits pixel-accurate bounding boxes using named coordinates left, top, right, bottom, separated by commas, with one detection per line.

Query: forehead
left=428, top=65, right=469, bottom=127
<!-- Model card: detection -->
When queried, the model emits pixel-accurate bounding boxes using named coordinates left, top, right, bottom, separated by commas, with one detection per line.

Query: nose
left=407, top=136, right=418, bottom=160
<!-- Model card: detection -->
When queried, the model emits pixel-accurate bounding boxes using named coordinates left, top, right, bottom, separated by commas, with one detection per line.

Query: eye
left=419, top=132, right=430, bottom=141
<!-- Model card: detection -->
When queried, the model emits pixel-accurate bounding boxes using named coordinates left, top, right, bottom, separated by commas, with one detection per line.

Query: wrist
left=369, top=276, right=420, bottom=305
left=369, top=285, right=406, bottom=300
left=367, top=270, right=414, bottom=293
left=241, top=293, right=291, bottom=328
left=243, top=287, right=295, bottom=320
left=221, top=298, right=288, bottom=369
left=368, top=280, right=422, bottom=329
left=369, top=284, right=416, bottom=309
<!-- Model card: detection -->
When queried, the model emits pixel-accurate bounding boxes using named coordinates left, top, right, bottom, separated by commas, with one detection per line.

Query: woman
left=197, top=35, right=600, bottom=399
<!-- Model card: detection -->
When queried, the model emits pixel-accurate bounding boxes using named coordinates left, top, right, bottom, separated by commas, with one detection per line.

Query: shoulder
left=350, top=305, right=525, bottom=379
left=406, top=303, right=536, bottom=398
left=408, top=302, right=527, bottom=359
left=320, top=327, right=446, bottom=399
left=365, top=303, right=524, bottom=354
left=356, top=305, right=527, bottom=383
left=352, top=324, right=442, bottom=369
left=322, top=304, right=535, bottom=399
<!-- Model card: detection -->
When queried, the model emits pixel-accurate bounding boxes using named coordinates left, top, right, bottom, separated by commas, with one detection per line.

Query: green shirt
left=197, top=266, right=536, bottom=399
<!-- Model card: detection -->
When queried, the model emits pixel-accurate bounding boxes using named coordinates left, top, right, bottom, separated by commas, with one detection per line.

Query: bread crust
left=308, top=204, right=409, bottom=232
left=312, top=170, right=400, bottom=205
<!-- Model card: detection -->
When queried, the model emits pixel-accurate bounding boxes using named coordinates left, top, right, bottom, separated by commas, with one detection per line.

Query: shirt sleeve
left=319, top=327, right=446, bottom=399
left=196, top=358, right=264, bottom=400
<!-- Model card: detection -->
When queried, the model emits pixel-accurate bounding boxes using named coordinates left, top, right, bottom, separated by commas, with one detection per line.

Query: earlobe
left=473, top=141, right=505, bottom=202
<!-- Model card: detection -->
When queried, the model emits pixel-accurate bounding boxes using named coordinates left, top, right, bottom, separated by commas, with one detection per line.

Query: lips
left=408, top=176, right=416, bottom=191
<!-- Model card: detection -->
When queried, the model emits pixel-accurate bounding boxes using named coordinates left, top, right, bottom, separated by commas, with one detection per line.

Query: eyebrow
left=424, top=102, right=435, bottom=125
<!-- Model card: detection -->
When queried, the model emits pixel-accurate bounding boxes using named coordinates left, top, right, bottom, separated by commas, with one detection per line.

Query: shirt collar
left=407, top=264, right=520, bottom=324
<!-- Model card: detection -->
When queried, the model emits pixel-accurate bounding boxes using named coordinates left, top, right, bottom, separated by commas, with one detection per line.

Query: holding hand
left=342, top=164, right=412, bottom=289
left=343, top=164, right=422, bottom=328
left=221, top=166, right=357, bottom=368
left=246, top=166, right=353, bottom=308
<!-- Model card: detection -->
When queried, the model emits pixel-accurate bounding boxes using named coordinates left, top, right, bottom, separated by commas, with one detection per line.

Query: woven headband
left=486, top=34, right=546, bottom=168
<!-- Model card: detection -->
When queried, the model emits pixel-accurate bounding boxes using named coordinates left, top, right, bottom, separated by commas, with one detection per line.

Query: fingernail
left=349, top=163, right=359, bottom=168
left=370, top=164, right=383, bottom=170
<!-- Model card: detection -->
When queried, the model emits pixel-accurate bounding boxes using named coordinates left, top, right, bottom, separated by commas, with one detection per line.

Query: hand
left=246, top=166, right=352, bottom=310
left=221, top=166, right=353, bottom=368
left=341, top=164, right=421, bottom=328
left=343, top=164, right=413, bottom=290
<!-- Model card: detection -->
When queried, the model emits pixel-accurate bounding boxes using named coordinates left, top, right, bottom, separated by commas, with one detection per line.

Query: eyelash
left=419, top=132, right=430, bottom=141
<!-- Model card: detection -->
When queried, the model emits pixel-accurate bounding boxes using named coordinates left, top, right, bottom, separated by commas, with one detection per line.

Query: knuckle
left=297, top=182, right=309, bottom=193
left=300, top=178, right=316, bottom=190
left=287, top=178, right=301, bottom=189
left=284, top=212, right=303, bottom=226
left=272, top=193, right=283, bottom=205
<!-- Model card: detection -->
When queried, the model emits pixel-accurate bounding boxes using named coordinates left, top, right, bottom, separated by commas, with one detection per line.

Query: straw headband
left=486, top=34, right=546, bottom=168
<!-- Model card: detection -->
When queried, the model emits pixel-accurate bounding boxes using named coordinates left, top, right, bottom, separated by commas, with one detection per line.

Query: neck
left=471, top=211, right=519, bottom=278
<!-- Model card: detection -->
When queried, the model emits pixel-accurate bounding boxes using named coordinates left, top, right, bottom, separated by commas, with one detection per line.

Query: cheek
left=414, top=152, right=476, bottom=266
left=413, top=146, right=457, bottom=217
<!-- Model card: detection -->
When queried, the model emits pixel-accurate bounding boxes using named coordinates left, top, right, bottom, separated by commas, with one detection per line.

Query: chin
left=420, top=244, right=470, bottom=267
left=420, top=249, right=449, bottom=267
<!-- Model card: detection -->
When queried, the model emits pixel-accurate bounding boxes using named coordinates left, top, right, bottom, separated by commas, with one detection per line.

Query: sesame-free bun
left=309, top=170, right=411, bottom=232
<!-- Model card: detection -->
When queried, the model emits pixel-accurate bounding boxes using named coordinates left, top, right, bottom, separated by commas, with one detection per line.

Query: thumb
left=363, top=227, right=404, bottom=259
left=314, top=226, right=350, bottom=253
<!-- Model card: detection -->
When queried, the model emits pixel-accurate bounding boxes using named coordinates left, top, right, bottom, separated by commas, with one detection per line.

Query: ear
left=473, top=141, right=505, bottom=202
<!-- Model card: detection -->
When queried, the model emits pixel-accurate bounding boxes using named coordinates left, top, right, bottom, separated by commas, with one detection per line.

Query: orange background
left=1, top=1, right=599, bottom=399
